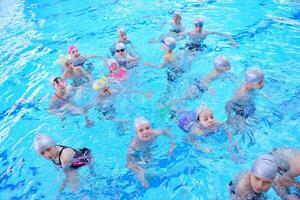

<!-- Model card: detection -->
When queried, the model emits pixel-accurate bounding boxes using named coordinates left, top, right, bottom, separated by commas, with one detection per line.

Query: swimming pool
left=0, top=0, right=299, bottom=199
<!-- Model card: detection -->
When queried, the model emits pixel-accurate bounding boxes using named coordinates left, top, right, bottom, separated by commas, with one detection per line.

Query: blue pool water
left=0, top=0, right=299, bottom=199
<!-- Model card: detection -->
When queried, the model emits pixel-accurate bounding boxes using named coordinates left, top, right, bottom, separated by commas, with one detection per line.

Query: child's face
left=64, top=60, right=73, bottom=71
left=198, top=109, right=216, bottom=129
left=110, top=63, right=119, bottom=72
left=70, top=48, right=80, bottom=58
left=173, top=16, right=181, bottom=24
left=248, top=80, right=264, bottom=90
left=119, top=32, right=127, bottom=41
left=40, top=146, right=57, bottom=160
left=136, top=123, right=153, bottom=141
left=53, top=78, right=65, bottom=90
left=250, top=173, right=272, bottom=193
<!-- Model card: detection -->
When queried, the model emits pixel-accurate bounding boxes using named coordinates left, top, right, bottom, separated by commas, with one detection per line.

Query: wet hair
left=53, top=77, right=63, bottom=85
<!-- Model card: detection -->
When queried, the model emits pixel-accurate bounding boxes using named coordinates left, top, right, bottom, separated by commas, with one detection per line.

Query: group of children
left=33, top=12, right=299, bottom=199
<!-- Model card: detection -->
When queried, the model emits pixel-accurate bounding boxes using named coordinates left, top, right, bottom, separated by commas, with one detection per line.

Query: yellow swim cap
left=59, top=54, right=71, bottom=65
left=93, top=76, right=108, bottom=92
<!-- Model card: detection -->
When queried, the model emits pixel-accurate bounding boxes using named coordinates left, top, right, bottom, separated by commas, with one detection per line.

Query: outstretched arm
left=209, top=31, right=239, bottom=47
left=185, top=129, right=213, bottom=152
left=157, top=129, right=176, bottom=156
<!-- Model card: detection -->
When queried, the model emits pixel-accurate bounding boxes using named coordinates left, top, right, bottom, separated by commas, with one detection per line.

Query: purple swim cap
left=178, top=111, right=197, bottom=132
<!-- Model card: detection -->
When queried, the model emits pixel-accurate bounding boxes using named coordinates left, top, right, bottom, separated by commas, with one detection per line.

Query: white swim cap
left=117, top=27, right=125, bottom=34
left=116, top=42, right=126, bottom=51
left=33, top=133, right=55, bottom=153
left=251, top=154, right=278, bottom=181
left=214, top=56, right=231, bottom=71
left=134, top=116, right=150, bottom=129
left=162, top=37, right=176, bottom=50
left=195, top=103, right=210, bottom=117
left=173, top=11, right=182, bottom=18
left=246, top=67, right=264, bottom=84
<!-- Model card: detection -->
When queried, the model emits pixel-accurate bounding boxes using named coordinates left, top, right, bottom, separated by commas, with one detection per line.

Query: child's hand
left=231, top=41, right=239, bottom=48
left=203, top=148, right=213, bottom=153
left=168, top=143, right=176, bottom=157
left=85, top=120, right=94, bottom=128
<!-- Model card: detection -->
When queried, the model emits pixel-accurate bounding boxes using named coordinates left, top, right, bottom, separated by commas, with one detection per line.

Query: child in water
left=68, top=46, right=99, bottom=73
left=33, top=133, right=93, bottom=192
left=106, top=58, right=127, bottom=81
left=179, top=104, right=236, bottom=155
left=145, top=36, right=184, bottom=83
left=59, top=55, right=94, bottom=87
left=114, top=42, right=139, bottom=70
left=270, top=148, right=300, bottom=199
left=229, top=154, right=278, bottom=200
left=126, top=116, right=176, bottom=188
left=226, top=67, right=265, bottom=132
left=110, top=27, right=134, bottom=56
left=170, top=56, right=234, bottom=107
left=185, top=18, right=238, bottom=52
left=48, top=77, right=94, bottom=128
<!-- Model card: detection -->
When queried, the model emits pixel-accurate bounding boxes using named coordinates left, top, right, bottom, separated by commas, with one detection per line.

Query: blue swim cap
left=214, top=56, right=231, bottom=71
left=178, top=111, right=197, bottom=132
left=246, top=67, right=264, bottom=84
left=251, top=154, right=278, bottom=181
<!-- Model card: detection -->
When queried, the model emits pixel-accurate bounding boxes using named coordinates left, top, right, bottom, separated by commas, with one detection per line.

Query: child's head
left=196, top=104, right=216, bottom=129
left=115, top=43, right=126, bottom=56
left=93, top=76, right=110, bottom=94
left=52, top=77, right=65, bottom=90
left=194, top=18, right=204, bottom=31
left=134, top=116, right=153, bottom=141
left=173, top=12, right=182, bottom=24
left=245, top=67, right=265, bottom=89
left=33, top=133, right=57, bottom=160
left=68, top=46, right=80, bottom=58
left=213, top=56, right=231, bottom=72
left=161, top=37, right=176, bottom=52
left=250, top=154, right=277, bottom=193
left=108, top=59, right=127, bottom=80
left=117, top=27, right=127, bottom=41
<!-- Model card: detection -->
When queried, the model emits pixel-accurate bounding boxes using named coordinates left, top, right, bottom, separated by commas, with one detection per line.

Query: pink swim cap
left=68, top=46, right=78, bottom=55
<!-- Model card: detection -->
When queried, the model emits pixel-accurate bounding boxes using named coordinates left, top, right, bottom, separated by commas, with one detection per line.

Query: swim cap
left=246, top=67, right=264, bottom=84
left=117, top=27, right=125, bottom=34
left=173, top=11, right=182, bottom=18
left=33, top=133, right=55, bottom=153
left=162, top=37, right=176, bottom=50
left=178, top=111, right=197, bottom=132
left=214, top=56, right=231, bottom=71
left=116, top=42, right=126, bottom=51
left=68, top=46, right=77, bottom=55
left=93, top=76, right=108, bottom=92
left=134, top=116, right=150, bottom=129
left=251, top=154, right=278, bottom=181
left=196, top=103, right=210, bottom=117
left=194, top=18, right=204, bottom=27
left=59, top=54, right=71, bottom=65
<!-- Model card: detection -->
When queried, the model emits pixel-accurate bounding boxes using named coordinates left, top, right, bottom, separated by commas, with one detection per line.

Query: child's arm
left=79, top=67, right=94, bottom=84
left=185, top=129, right=213, bottom=152
left=48, top=98, right=65, bottom=118
left=126, top=139, right=149, bottom=188
left=156, top=129, right=176, bottom=156
left=208, top=31, right=239, bottom=47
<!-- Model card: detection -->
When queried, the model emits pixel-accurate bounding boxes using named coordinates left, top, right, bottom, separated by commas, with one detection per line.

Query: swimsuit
left=52, top=145, right=92, bottom=170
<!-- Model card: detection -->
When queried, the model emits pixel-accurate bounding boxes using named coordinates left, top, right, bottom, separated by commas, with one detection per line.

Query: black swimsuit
left=52, top=145, right=92, bottom=170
